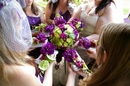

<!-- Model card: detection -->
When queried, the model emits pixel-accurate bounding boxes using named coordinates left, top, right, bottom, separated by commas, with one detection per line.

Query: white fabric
left=0, top=0, right=32, bottom=52
left=80, top=4, right=98, bottom=37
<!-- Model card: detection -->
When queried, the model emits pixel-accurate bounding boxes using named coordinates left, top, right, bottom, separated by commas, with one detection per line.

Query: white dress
left=76, top=4, right=98, bottom=67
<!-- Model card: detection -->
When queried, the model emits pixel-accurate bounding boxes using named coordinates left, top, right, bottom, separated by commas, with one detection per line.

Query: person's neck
left=24, top=6, right=33, bottom=16
left=24, top=6, right=32, bottom=13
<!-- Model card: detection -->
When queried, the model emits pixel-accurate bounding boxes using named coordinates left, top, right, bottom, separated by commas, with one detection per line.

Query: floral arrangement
left=63, top=48, right=92, bottom=73
left=32, top=12, right=96, bottom=73
left=38, top=41, right=58, bottom=71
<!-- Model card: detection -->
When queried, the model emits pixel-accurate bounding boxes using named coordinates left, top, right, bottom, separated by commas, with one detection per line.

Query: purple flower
left=60, top=33, right=67, bottom=40
left=40, top=42, right=55, bottom=55
left=58, top=24, right=66, bottom=32
left=44, top=24, right=54, bottom=32
left=75, top=60, right=83, bottom=68
left=80, top=22, right=85, bottom=28
left=54, top=17, right=66, bottom=26
left=73, top=29, right=79, bottom=40
left=37, top=33, right=46, bottom=43
left=63, top=49, right=77, bottom=62
left=78, top=37, right=91, bottom=49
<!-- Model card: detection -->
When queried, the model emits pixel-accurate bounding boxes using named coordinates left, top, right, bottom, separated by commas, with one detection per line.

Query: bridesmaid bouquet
left=38, top=41, right=58, bottom=71
left=63, top=48, right=92, bottom=73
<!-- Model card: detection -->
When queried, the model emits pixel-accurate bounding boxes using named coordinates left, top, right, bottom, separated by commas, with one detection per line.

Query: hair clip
left=0, top=0, right=11, bottom=9
left=52, top=0, right=58, bottom=3
left=0, top=2, right=3, bottom=9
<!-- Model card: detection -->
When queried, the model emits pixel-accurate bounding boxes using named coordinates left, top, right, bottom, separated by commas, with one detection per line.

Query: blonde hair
left=79, top=23, right=130, bottom=86
left=0, top=31, right=28, bottom=81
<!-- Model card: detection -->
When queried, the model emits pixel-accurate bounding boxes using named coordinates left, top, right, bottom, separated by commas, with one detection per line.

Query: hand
left=86, top=48, right=97, bottom=59
left=68, top=63, right=77, bottom=77
left=72, top=40, right=79, bottom=48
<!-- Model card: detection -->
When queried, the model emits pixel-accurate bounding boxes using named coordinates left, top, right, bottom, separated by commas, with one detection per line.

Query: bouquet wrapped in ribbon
left=63, top=48, right=92, bottom=73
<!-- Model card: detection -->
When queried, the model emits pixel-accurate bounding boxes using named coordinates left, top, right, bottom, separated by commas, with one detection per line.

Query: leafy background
left=35, top=0, right=130, bottom=17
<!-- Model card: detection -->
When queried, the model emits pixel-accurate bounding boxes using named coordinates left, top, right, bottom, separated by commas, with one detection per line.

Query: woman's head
left=0, top=0, right=32, bottom=62
left=49, top=0, right=70, bottom=12
left=90, top=23, right=130, bottom=85
left=25, top=0, right=33, bottom=6
left=0, top=0, right=32, bottom=81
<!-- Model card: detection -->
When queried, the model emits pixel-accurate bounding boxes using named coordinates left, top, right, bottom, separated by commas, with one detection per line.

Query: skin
left=0, top=56, right=55, bottom=86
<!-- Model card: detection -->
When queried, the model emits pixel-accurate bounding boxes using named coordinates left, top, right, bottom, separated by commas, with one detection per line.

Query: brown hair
left=80, top=23, right=130, bottom=86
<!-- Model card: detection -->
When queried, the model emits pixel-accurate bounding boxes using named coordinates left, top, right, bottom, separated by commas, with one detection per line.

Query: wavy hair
left=95, top=0, right=115, bottom=14
left=79, top=23, right=130, bottom=86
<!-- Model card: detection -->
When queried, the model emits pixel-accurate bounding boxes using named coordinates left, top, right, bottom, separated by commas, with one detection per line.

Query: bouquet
left=38, top=41, right=58, bottom=72
left=63, top=48, right=92, bottom=73
left=78, top=37, right=97, bottom=49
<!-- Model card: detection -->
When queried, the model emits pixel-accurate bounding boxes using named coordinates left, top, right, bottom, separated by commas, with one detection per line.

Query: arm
left=8, top=63, right=54, bottom=86
left=66, top=64, right=77, bottom=86
left=68, top=6, right=82, bottom=23
left=45, top=2, right=54, bottom=24
left=42, top=62, right=54, bottom=86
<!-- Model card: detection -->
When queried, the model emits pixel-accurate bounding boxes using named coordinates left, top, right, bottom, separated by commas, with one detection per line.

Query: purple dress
left=50, top=10, right=71, bottom=22
left=27, top=16, right=41, bottom=30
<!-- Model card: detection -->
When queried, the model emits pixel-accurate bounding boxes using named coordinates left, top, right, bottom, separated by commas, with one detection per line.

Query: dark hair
left=95, top=0, right=115, bottom=14
left=49, top=0, right=69, bottom=13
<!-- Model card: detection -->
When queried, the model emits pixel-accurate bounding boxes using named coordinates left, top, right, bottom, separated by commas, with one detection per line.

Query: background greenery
left=35, top=0, right=130, bottom=17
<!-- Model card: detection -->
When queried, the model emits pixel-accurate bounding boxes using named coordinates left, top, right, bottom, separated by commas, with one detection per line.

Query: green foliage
left=72, top=0, right=83, bottom=6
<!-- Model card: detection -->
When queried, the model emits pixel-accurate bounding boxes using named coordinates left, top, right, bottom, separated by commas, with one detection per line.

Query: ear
left=103, top=51, right=107, bottom=63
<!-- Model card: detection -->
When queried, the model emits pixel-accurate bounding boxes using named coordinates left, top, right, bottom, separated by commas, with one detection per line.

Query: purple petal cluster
left=40, top=42, right=55, bottom=55
left=80, top=22, right=85, bottom=28
left=37, top=33, right=46, bottom=43
left=75, top=60, right=83, bottom=68
left=70, top=18, right=80, bottom=26
left=44, top=24, right=54, bottom=32
left=78, top=37, right=91, bottom=49
left=60, top=33, right=67, bottom=40
left=63, top=49, right=77, bottom=62
left=54, top=16, right=66, bottom=26
left=73, top=29, right=79, bottom=40
left=58, top=24, right=66, bottom=32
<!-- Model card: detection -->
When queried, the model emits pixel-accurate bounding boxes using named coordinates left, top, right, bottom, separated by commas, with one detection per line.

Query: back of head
left=0, top=0, right=32, bottom=82
left=0, top=0, right=32, bottom=72
left=83, top=23, right=130, bottom=86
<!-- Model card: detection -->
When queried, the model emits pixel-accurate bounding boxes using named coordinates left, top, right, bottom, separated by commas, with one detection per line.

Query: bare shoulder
left=6, top=64, right=43, bottom=86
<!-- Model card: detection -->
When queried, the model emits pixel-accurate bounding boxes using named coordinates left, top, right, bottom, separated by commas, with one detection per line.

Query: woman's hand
left=86, top=48, right=97, bottom=59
